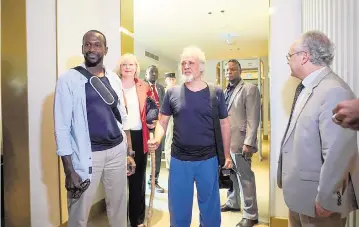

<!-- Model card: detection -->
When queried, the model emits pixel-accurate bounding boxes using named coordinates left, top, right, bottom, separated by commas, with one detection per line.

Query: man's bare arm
left=154, top=114, right=171, bottom=144
left=220, top=117, right=231, bottom=159
left=61, top=156, right=76, bottom=176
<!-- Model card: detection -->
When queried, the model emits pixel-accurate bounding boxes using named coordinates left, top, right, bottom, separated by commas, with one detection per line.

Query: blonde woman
left=115, top=54, right=154, bottom=227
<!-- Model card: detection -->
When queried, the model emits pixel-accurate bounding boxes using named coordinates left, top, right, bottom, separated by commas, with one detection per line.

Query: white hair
left=178, top=46, right=206, bottom=78
left=114, top=53, right=141, bottom=78
left=299, top=31, right=334, bottom=66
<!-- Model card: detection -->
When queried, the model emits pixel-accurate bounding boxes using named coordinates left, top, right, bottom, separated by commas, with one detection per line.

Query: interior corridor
left=88, top=139, right=270, bottom=227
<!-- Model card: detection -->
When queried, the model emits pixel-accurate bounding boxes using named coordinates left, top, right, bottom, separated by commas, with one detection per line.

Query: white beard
left=181, top=74, right=194, bottom=83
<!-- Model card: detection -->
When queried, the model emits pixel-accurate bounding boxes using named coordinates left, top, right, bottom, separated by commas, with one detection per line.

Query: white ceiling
left=134, top=0, right=269, bottom=63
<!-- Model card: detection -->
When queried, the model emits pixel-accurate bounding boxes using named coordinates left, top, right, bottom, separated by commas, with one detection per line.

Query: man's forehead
left=181, top=56, right=197, bottom=62
left=147, top=66, right=157, bottom=72
left=290, top=39, right=302, bottom=51
left=84, top=32, right=101, bottom=39
left=226, top=62, right=237, bottom=67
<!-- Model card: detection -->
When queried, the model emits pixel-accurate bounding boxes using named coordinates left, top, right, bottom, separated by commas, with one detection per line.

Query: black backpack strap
left=73, top=66, right=92, bottom=80
left=72, top=66, right=122, bottom=124
left=208, top=84, right=225, bottom=167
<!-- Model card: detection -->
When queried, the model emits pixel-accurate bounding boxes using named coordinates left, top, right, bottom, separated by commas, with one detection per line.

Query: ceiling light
left=220, top=10, right=225, bottom=13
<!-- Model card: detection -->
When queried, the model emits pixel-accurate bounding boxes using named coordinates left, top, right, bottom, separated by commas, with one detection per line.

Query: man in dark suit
left=145, top=65, right=166, bottom=193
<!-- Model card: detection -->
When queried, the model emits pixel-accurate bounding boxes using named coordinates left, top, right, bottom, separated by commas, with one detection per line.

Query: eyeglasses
left=286, top=51, right=306, bottom=61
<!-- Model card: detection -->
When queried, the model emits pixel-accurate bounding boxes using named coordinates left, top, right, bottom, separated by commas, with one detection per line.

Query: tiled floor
left=88, top=139, right=270, bottom=227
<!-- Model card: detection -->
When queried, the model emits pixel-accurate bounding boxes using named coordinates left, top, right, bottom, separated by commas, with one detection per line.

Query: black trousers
left=128, top=130, right=148, bottom=227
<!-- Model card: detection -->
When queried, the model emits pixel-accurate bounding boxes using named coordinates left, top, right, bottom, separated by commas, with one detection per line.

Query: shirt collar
left=302, top=67, right=326, bottom=88
left=226, top=78, right=241, bottom=90
left=80, top=62, right=108, bottom=77
left=148, top=81, right=157, bottom=86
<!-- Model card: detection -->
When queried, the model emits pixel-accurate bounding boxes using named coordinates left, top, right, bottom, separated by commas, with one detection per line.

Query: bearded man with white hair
left=148, top=46, right=232, bottom=226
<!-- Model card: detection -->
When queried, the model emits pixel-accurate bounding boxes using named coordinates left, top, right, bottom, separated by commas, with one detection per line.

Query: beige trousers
left=67, top=142, right=127, bottom=227
left=164, top=116, right=173, bottom=169
left=289, top=210, right=347, bottom=227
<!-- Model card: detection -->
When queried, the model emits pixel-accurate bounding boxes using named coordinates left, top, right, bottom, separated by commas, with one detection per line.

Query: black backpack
left=208, top=84, right=232, bottom=189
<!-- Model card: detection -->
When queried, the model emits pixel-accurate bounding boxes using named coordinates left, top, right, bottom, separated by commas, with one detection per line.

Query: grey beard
left=181, top=74, right=194, bottom=83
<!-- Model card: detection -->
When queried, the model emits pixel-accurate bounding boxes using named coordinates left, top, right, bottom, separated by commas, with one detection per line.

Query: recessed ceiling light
left=220, top=10, right=225, bottom=13
left=208, top=12, right=212, bottom=15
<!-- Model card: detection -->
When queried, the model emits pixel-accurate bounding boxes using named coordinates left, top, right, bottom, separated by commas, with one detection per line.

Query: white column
left=302, top=1, right=359, bottom=226
left=26, top=1, right=60, bottom=226
left=269, top=0, right=302, bottom=218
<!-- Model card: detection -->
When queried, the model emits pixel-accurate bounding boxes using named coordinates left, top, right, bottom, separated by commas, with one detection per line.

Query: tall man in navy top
left=221, top=59, right=261, bottom=227
left=145, top=65, right=166, bottom=193
left=148, top=46, right=233, bottom=227
left=54, top=30, right=135, bottom=227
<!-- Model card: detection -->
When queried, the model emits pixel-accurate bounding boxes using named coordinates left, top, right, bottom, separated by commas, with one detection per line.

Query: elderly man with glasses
left=278, top=30, right=359, bottom=227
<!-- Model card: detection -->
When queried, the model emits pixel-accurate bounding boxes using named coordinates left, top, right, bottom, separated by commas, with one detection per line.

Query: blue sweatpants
left=168, top=156, right=221, bottom=227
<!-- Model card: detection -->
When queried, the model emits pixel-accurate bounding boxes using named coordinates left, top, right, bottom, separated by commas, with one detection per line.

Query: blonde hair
left=114, top=53, right=141, bottom=78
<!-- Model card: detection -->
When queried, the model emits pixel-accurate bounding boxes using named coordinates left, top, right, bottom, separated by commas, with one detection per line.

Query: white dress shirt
left=293, top=67, right=326, bottom=117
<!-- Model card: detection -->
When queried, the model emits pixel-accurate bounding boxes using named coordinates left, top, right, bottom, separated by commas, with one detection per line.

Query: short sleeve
left=160, top=89, right=172, bottom=116
left=217, top=89, right=228, bottom=119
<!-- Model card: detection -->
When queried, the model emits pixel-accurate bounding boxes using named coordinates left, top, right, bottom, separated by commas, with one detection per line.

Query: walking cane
left=146, top=130, right=156, bottom=227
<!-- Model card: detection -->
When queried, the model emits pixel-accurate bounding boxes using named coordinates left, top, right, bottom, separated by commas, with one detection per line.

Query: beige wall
left=26, top=0, right=61, bottom=226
